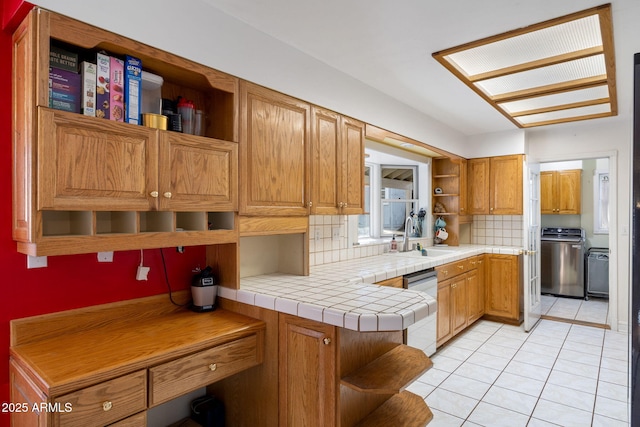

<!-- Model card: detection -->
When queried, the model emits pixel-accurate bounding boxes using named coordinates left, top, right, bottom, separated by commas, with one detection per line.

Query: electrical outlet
left=97, top=251, right=114, bottom=262
left=332, top=227, right=340, bottom=241
left=315, top=228, right=321, bottom=241
left=27, top=255, right=47, bottom=269
left=136, top=266, right=150, bottom=281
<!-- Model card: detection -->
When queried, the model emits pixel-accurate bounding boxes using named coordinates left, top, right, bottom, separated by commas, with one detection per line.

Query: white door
left=523, top=160, right=542, bottom=332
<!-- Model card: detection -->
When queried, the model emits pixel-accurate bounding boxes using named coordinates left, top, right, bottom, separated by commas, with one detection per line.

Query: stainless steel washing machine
left=541, top=227, right=586, bottom=298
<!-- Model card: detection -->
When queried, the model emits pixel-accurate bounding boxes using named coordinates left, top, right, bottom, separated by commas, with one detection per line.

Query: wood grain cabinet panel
left=489, top=155, right=523, bottom=215
left=310, top=108, right=364, bottom=215
left=279, top=314, right=336, bottom=427
left=541, top=169, right=581, bottom=214
left=468, top=155, right=523, bottom=215
left=484, top=254, right=521, bottom=321
left=467, top=158, right=490, bottom=215
left=240, top=81, right=310, bottom=216
left=149, top=334, right=261, bottom=407
left=158, top=132, right=238, bottom=211
left=53, top=370, right=147, bottom=427
left=37, top=109, right=158, bottom=211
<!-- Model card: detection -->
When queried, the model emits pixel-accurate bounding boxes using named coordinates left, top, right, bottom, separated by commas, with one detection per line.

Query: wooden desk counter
left=9, top=292, right=265, bottom=426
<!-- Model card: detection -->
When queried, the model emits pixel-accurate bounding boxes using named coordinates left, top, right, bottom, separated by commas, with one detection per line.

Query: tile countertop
left=218, top=244, right=523, bottom=333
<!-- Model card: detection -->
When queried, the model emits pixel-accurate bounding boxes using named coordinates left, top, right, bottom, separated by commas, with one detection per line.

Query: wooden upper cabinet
left=459, top=159, right=468, bottom=216
left=468, top=155, right=523, bottom=215
left=541, top=169, right=581, bottom=215
left=340, top=116, right=365, bottom=215
left=37, top=109, right=158, bottom=211
left=467, top=158, right=490, bottom=215
left=12, top=8, right=240, bottom=255
left=158, top=132, right=238, bottom=211
left=490, top=155, right=523, bottom=215
left=310, top=107, right=364, bottom=215
left=240, top=81, right=310, bottom=216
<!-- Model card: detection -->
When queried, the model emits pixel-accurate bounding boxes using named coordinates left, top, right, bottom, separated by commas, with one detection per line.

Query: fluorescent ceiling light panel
left=433, top=4, right=616, bottom=128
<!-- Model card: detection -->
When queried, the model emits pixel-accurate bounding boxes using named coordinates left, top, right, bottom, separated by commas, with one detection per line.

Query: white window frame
left=593, top=170, right=610, bottom=234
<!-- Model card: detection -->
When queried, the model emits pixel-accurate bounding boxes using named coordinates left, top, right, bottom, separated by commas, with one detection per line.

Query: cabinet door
left=279, top=314, right=336, bottom=427
left=485, top=254, right=520, bottom=321
left=489, top=155, right=523, bottom=215
left=310, top=107, right=340, bottom=214
left=38, top=108, right=158, bottom=211
left=436, top=280, right=452, bottom=346
left=340, top=116, right=365, bottom=214
left=540, top=171, right=556, bottom=214
left=240, top=82, right=310, bottom=216
left=158, top=132, right=238, bottom=211
left=557, top=169, right=581, bottom=214
left=467, top=158, right=490, bottom=214
left=451, top=275, right=468, bottom=336
left=466, top=267, right=483, bottom=324
left=459, top=159, right=468, bottom=216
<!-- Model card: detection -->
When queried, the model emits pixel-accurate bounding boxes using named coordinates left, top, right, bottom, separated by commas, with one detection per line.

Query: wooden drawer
left=436, top=260, right=466, bottom=281
left=53, top=370, right=146, bottom=427
left=149, top=334, right=261, bottom=406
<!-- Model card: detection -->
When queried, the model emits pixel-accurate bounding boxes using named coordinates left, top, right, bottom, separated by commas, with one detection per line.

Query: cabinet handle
left=103, top=401, right=113, bottom=412
left=307, top=201, right=313, bottom=208
left=323, top=337, right=332, bottom=345
left=457, top=265, right=464, bottom=270
left=442, top=270, right=448, bottom=276
left=452, top=284, right=457, bottom=288
left=471, top=261, right=476, bottom=265
left=163, top=192, right=172, bottom=199
left=209, top=363, right=218, bottom=371
left=150, top=191, right=159, bottom=198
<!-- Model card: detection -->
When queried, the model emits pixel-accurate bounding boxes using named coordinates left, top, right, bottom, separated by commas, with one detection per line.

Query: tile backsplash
left=309, top=215, right=386, bottom=266
left=309, top=215, right=524, bottom=267
left=471, top=215, right=524, bottom=247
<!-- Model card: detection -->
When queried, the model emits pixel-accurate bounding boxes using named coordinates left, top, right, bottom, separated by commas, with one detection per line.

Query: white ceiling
left=201, top=0, right=640, bottom=136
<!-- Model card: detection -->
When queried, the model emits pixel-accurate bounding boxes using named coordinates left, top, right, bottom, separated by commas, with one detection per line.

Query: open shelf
left=341, top=345, right=432, bottom=394
left=354, top=391, right=433, bottom=427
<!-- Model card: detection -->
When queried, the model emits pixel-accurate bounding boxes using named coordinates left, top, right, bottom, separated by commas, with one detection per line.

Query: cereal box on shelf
left=124, top=56, right=142, bottom=124
left=49, top=67, right=81, bottom=113
left=96, top=52, right=110, bottom=119
left=109, top=57, right=125, bottom=122
left=49, top=44, right=78, bottom=72
left=81, top=61, right=97, bottom=117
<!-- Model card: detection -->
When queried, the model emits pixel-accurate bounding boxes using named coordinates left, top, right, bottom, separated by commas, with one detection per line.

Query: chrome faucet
left=403, top=216, right=413, bottom=252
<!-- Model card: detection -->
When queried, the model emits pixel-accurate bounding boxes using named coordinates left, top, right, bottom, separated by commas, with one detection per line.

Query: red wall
left=0, top=2, right=205, bottom=423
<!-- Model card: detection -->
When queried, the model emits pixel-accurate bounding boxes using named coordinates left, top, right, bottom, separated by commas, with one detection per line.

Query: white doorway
left=523, top=160, right=542, bottom=331
left=529, top=152, right=617, bottom=330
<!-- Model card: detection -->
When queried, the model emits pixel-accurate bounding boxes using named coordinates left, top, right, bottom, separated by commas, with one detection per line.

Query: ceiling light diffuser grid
left=432, top=4, right=616, bottom=128
left=499, top=85, right=609, bottom=114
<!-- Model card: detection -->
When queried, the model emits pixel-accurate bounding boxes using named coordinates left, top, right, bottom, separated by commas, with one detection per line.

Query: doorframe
left=527, top=150, right=618, bottom=331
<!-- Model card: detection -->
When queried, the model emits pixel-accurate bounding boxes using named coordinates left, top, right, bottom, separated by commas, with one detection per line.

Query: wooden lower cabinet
left=279, top=314, right=337, bottom=427
left=436, top=280, right=453, bottom=346
left=214, top=300, right=433, bottom=427
left=436, top=256, right=485, bottom=347
left=484, top=254, right=521, bottom=322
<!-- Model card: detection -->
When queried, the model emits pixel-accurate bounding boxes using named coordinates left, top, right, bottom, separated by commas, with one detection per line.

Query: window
left=380, top=166, right=418, bottom=236
left=357, top=166, right=371, bottom=238
left=594, top=170, right=609, bottom=234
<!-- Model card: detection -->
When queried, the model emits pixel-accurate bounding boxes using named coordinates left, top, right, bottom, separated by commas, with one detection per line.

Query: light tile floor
left=541, top=295, right=609, bottom=325
left=408, top=319, right=629, bottom=426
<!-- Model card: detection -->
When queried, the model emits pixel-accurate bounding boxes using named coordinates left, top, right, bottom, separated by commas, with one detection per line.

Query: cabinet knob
left=323, top=337, right=331, bottom=345
left=490, top=207, right=494, bottom=211
left=150, top=191, right=159, bottom=198
left=307, top=201, right=313, bottom=208
left=103, top=401, right=113, bottom=412
left=209, top=363, right=217, bottom=371
left=164, top=192, right=172, bottom=199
